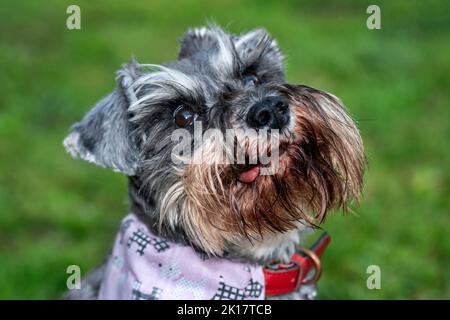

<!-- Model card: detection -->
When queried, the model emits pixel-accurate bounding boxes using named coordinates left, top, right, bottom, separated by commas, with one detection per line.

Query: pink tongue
left=238, top=166, right=260, bottom=183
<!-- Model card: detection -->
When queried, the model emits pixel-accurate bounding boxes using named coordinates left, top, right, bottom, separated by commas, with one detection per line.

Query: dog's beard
left=159, top=85, right=365, bottom=255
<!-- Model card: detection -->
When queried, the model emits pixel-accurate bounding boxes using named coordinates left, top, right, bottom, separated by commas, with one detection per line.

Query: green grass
left=0, top=0, right=449, bottom=299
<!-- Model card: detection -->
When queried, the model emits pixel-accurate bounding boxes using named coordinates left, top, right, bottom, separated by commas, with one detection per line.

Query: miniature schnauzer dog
left=63, top=25, right=365, bottom=300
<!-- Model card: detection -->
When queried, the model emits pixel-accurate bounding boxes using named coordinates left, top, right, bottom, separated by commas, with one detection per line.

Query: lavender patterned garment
left=98, top=213, right=265, bottom=300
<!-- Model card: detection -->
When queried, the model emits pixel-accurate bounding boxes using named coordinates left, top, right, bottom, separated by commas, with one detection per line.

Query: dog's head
left=64, top=25, right=365, bottom=259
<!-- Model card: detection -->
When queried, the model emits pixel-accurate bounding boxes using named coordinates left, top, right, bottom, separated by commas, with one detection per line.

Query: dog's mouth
left=233, top=145, right=288, bottom=184
left=236, top=164, right=260, bottom=183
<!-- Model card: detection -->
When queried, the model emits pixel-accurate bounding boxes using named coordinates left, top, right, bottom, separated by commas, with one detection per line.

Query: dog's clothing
left=98, top=213, right=265, bottom=300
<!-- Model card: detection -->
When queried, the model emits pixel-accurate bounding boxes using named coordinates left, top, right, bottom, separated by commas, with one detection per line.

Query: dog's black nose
left=246, top=97, right=290, bottom=129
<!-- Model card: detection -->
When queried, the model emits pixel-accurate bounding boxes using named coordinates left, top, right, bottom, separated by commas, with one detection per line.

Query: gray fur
left=63, top=24, right=349, bottom=300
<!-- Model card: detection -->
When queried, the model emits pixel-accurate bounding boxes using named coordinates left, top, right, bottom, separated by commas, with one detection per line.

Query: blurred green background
left=0, top=0, right=449, bottom=299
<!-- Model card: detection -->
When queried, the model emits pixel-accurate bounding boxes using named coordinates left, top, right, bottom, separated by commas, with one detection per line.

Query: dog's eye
left=242, top=72, right=260, bottom=86
left=174, top=105, right=197, bottom=127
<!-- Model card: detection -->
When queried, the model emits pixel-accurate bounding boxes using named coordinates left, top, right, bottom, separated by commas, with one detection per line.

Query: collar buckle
left=264, top=232, right=331, bottom=297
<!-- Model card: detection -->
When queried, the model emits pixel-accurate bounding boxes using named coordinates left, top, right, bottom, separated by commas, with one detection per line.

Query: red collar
left=263, top=233, right=331, bottom=296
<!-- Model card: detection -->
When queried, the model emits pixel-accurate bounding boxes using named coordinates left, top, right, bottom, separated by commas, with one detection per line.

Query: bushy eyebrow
left=127, top=64, right=204, bottom=121
left=133, top=64, right=200, bottom=94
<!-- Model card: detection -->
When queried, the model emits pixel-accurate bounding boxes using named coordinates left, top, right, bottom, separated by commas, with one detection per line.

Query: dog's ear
left=234, top=28, right=284, bottom=67
left=178, top=26, right=221, bottom=59
left=63, top=60, right=141, bottom=175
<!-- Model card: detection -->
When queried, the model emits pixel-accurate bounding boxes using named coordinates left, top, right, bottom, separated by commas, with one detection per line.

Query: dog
left=63, top=24, right=365, bottom=300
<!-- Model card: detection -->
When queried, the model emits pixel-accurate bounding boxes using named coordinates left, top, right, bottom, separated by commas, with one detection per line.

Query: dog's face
left=64, top=25, right=365, bottom=258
